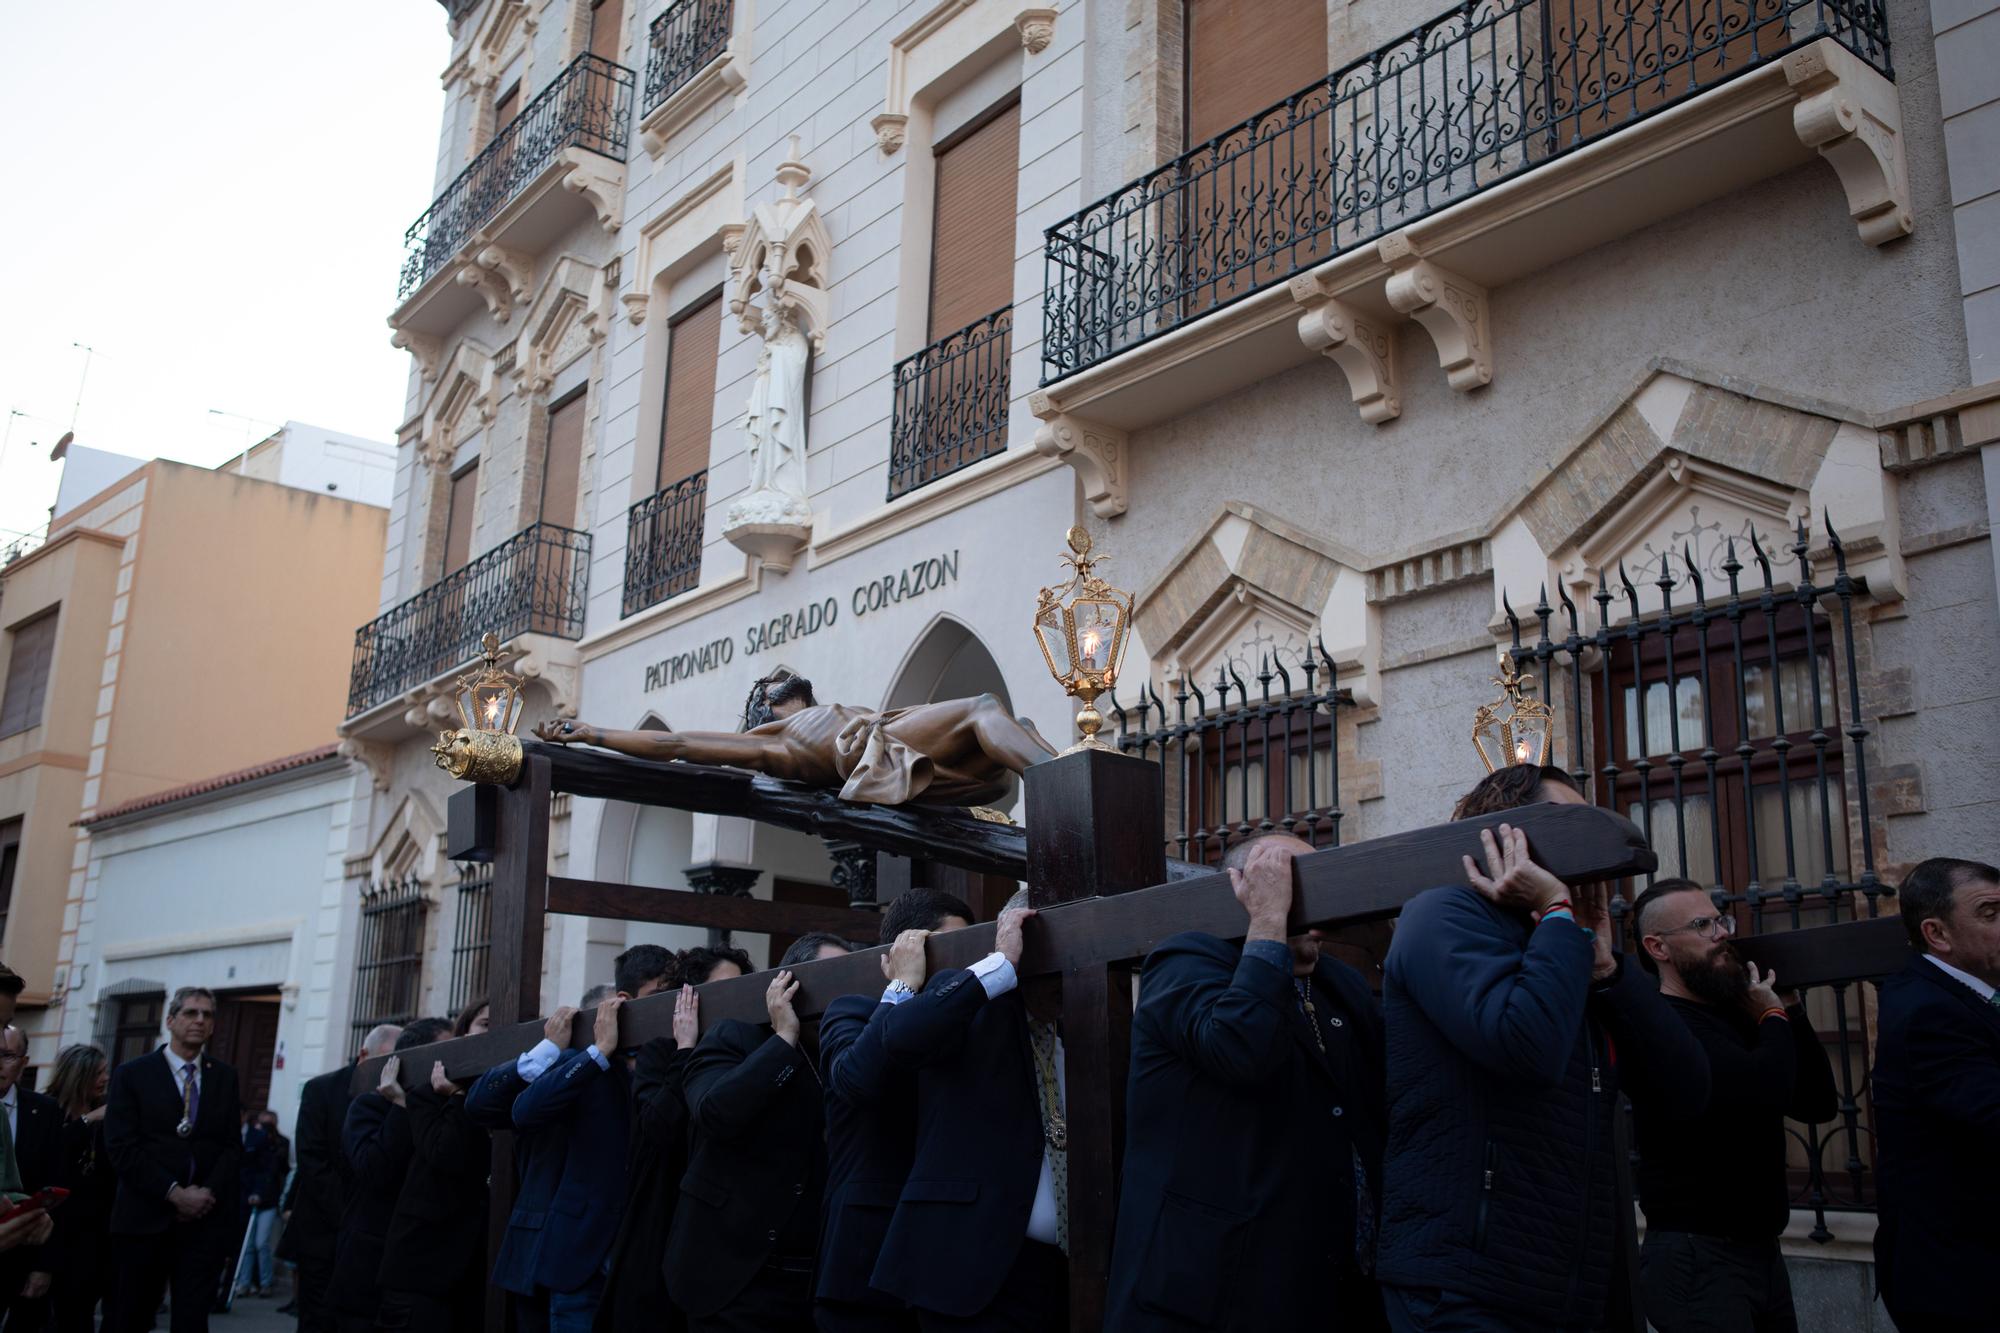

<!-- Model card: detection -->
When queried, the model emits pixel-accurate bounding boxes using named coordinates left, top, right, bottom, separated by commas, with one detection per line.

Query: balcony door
left=589, top=0, right=625, bottom=63
left=443, top=462, right=479, bottom=576
left=535, top=391, right=588, bottom=634
left=659, top=291, right=722, bottom=493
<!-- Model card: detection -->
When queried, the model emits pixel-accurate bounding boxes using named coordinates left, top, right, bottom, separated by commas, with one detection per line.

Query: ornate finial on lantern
left=429, top=631, right=527, bottom=784
left=1033, top=526, right=1135, bottom=753
left=1471, top=653, right=1554, bottom=773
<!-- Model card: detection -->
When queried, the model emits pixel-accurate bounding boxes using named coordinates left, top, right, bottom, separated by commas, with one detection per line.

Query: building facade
left=348, top=0, right=1996, bottom=1314
left=0, top=437, right=392, bottom=1068
left=59, top=746, right=362, bottom=1133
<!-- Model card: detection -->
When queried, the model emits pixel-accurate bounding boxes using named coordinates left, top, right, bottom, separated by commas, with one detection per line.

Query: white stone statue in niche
left=720, top=137, right=833, bottom=572
left=736, top=275, right=812, bottom=520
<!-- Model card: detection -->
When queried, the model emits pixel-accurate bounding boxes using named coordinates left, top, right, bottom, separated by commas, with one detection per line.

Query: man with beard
left=1628, top=878, right=1837, bottom=1332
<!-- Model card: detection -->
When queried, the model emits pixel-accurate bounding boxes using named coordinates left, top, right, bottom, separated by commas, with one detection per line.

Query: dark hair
left=46, top=1044, right=107, bottom=1116
left=580, top=984, right=617, bottom=1010
left=779, top=933, right=853, bottom=968
left=395, top=1017, right=453, bottom=1051
left=1450, top=764, right=1581, bottom=822
left=0, top=964, right=22, bottom=999
left=1218, top=831, right=1315, bottom=874
left=880, top=888, right=977, bottom=944
left=167, top=986, right=216, bottom=1018
left=679, top=945, right=754, bottom=986
left=742, top=672, right=818, bottom=730
left=1898, top=857, right=2000, bottom=952
left=614, top=944, right=679, bottom=997
left=452, top=996, right=489, bottom=1038
left=1628, top=878, right=1710, bottom=974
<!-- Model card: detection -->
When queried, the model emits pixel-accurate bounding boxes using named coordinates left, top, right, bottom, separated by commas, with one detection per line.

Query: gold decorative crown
left=1472, top=654, right=1554, bottom=773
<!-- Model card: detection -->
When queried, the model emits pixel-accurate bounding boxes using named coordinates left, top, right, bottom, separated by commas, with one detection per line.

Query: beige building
left=0, top=439, right=390, bottom=1066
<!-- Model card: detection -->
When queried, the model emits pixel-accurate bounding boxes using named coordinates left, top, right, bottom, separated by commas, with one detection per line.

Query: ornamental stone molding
left=1291, top=277, right=1401, bottom=424
left=622, top=162, right=744, bottom=326
left=1782, top=41, right=1913, bottom=247
left=559, top=147, right=627, bottom=232
left=390, top=327, right=446, bottom=382
left=514, top=255, right=609, bottom=394
left=1028, top=394, right=1128, bottom=518
left=637, top=3, right=752, bottom=159
left=1380, top=235, right=1492, bottom=392
left=336, top=736, right=397, bottom=792
left=871, top=0, right=1048, bottom=155
left=453, top=242, right=535, bottom=322
left=417, top=339, right=501, bottom=469
left=726, top=140, right=832, bottom=355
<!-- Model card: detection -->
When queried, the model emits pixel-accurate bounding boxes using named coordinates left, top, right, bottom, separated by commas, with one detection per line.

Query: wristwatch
left=882, top=979, right=917, bottom=1003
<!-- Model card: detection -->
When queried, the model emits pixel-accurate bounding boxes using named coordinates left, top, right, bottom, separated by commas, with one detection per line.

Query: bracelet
left=1539, top=906, right=1576, bottom=926
left=1757, top=1006, right=1789, bottom=1024
left=1534, top=900, right=1574, bottom=923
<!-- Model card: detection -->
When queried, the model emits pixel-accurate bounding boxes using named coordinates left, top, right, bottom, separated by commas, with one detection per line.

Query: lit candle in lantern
left=1515, top=739, right=1530, bottom=763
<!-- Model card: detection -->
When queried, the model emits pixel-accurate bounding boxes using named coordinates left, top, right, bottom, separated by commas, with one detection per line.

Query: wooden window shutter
left=1184, top=0, right=1327, bottom=145
left=0, top=610, right=58, bottom=737
left=492, top=83, right=520, bottom=144
left=444, top=462, right=479, bottom=574
left=589, top=0, right=624, bottom=64
left=541, top=391, right=587, bottom=527
left=928, top=99, right=1020, bottom=342
left=658, top=292, right=724, bottom=490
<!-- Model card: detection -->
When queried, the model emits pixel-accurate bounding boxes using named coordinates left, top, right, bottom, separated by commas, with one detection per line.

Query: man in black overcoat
left=1872, top=856, right=2000, bottom=1333
left=1107, top=834, right=1387, bottom=1331
left=105, top=986, right=242, bottom=1333
left=0, top=1022, right=64, bottom=1327
left=817, top=890, right=975, bottom=1333
left=376, top=1024, right=490, bottom=1333
left=280, top=1024, right=401, bottom=1333
left=866, top=899, right=1061, bottom=1331
left=663, top=938, right=843, bottom=1333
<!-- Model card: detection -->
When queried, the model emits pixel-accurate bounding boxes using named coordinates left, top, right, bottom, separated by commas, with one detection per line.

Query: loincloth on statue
left=829, top=707, right=1011, bottom=807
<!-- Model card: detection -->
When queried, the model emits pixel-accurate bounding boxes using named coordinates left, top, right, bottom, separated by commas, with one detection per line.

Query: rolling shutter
left=540, top=391, right=586, bottom=528
left=444, top=462, right=479, bottom=574
left=659, top=292, right=723, bottom=489
left=928, top=99, right=1020, bottom=341
left=1184, top=0, right=1328, bottom=145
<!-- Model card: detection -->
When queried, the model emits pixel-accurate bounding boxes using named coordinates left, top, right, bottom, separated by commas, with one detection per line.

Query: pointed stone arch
left=882, top=614, right=1013, bottom=712
left=417, top=339, right=501, bottom=470
left=364, top=791, right=447, bottom=886
left=514, top=255, right=609, bottom=397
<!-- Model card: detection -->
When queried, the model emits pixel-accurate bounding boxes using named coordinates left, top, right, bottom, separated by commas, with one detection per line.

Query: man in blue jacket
left=1377, top=764, right=1712, bottom=1332
left=466, top=992, right=630, bottom=1333
left=816, top=888, right=976, bottom=1333
left=1871, top=856, right=2000, bottom=1333
left=1107, top=833, right=1387, bottom=1331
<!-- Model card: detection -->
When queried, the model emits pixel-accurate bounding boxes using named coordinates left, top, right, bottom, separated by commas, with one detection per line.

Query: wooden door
left=444, top=462, right=479, bottom=575
left=213, top=990, right=282, bottom=1114
left=589, top=0, right=624, bottom=64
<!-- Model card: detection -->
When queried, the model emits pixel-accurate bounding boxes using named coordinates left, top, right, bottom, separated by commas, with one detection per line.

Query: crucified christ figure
left=534, top=675, right=1057, bottom=807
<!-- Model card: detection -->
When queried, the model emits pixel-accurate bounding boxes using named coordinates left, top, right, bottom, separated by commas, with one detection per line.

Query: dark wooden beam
left=1732, top=914, right=1909, bottom=987
left=1062, top=962, right=1131, bottom=1331
left=546, top=875, right=885, bottom=940
left=519, top=739, right=1028, bottom=877
left=361, top=801, right=1654, bottom=1091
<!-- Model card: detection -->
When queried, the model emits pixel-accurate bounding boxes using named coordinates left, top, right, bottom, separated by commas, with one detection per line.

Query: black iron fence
left=643, top=0, right=733, bottom=117
left=347, top=522, right=591, bottom=716
left=348, top=874, right=428, bottom=1060
left=399, top=52, right=636, bottom=299
left=1041, top=0, right=1892, bottom=381
left=1111, top=641, right=1353, bottom=865
left=1503, top=514, right=1887, bottom=1231
left=888, top=307, right=1013, bottom=500
left=448, top=861, right=494, bottom=1018
left=623, top=470, right=707, bottom=617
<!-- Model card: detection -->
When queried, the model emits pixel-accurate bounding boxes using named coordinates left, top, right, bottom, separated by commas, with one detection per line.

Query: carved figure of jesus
left=741, top=296, right=810, bottom=500
left=535, top=685, right=1056, bottom=807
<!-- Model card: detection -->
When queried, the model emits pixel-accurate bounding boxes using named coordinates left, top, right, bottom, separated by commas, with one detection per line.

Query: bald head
left=358, top=1025, right=403, bottom=1061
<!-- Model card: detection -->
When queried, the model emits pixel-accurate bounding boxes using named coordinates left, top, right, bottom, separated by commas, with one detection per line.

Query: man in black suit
left=0, top=1023, right=63, bottom=1328
left=105, top=986, right=242, bottom=1333
left=867, top=898, right=1058, bottom=1331
left=817, top=889, right=975, bottom=1333
left=280, top=1023, right=400, bottom=1333
left=1107, top=834, right=1387, bottom=1331
left=1871, top=856, right=2000, bottom=1333
left=664, top=935, right=848, bottom=1333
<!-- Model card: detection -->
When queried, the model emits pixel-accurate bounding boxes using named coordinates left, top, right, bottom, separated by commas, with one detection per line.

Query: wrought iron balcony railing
left=643, top=0, right=733, bottom=117
left=398, top=53, right=636, bottom=300
left=1041, top=0, right=1892, bottom=382
left=887, top=307, right=1012, bottom=500
left=623, top=470, right=707, bottom=618
left=347, top=522, right=591, bottom=716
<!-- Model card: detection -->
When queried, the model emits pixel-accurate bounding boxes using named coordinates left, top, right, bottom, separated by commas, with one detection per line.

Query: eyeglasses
left=0, top=1053, right=26, bottom=1065
left=1654, top=913, right=1738, bottom=941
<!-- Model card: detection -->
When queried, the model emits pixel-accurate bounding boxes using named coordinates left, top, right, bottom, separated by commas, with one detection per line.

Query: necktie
left=180, top=1062, right=200, bottom=1129
left=0, top=1100, right=21, bottom=1196
left=1027, top=1018, right=1069, bottom=1256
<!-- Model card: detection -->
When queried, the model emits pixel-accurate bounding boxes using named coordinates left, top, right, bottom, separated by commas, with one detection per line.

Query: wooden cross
left=361, top=739, right=1907, bottom=1332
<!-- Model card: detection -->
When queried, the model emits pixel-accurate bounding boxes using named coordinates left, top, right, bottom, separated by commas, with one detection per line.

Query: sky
left=0, top=1, right=450, bottom=547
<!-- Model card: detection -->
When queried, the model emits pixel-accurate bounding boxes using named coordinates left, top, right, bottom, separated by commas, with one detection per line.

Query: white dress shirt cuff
left=969, top=951, right=1017, bottom=998
left=515, top=1039, right=561, bottom=1081
left=881, top=980, right=917, bottom=1005
left=585, top=1045, right=611, bottom=1071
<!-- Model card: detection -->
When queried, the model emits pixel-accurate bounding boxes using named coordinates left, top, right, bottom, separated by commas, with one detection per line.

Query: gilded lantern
left=1034, top=526, right=1134, bottom=751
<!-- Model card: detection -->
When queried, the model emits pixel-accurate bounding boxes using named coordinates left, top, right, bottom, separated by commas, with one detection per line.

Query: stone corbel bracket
left=455, top=242, right=535, bottom=322
left=559, top=146, right=626, bottom=231
left=1015, top=8, right=1057, bottom=54
left=1029, top=392, right=1128, bottom=517
left=1289, top=274, right=1401, bottom=424
left=336, top=736, right=397, bottom=792
left=390, top=326, right=445, bottom=381
left=1380, top=234, right=1492, bottom=392
left=1784, top=41, right=1913, bottom=247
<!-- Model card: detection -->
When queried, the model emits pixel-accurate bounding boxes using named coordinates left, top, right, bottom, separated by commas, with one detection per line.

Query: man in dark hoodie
left=1376, top=765, right=1712, bottom=1332
left=336, top=1020, right=448, bottom=1332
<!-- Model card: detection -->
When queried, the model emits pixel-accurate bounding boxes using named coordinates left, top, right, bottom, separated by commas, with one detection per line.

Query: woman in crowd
left=44, top=1043, right=116, bottom=1333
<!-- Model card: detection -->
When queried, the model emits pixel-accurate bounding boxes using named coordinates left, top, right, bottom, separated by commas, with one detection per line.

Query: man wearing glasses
left=1628, top=878, right=1838, bottom=1333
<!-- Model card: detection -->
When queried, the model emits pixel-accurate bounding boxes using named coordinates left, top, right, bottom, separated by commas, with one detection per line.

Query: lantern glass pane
left=1074, top=600, right=1117, bottom=673
left=1038, top=617, right=1072, bottom=678
left=473, top=684, right=509, bottom=731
